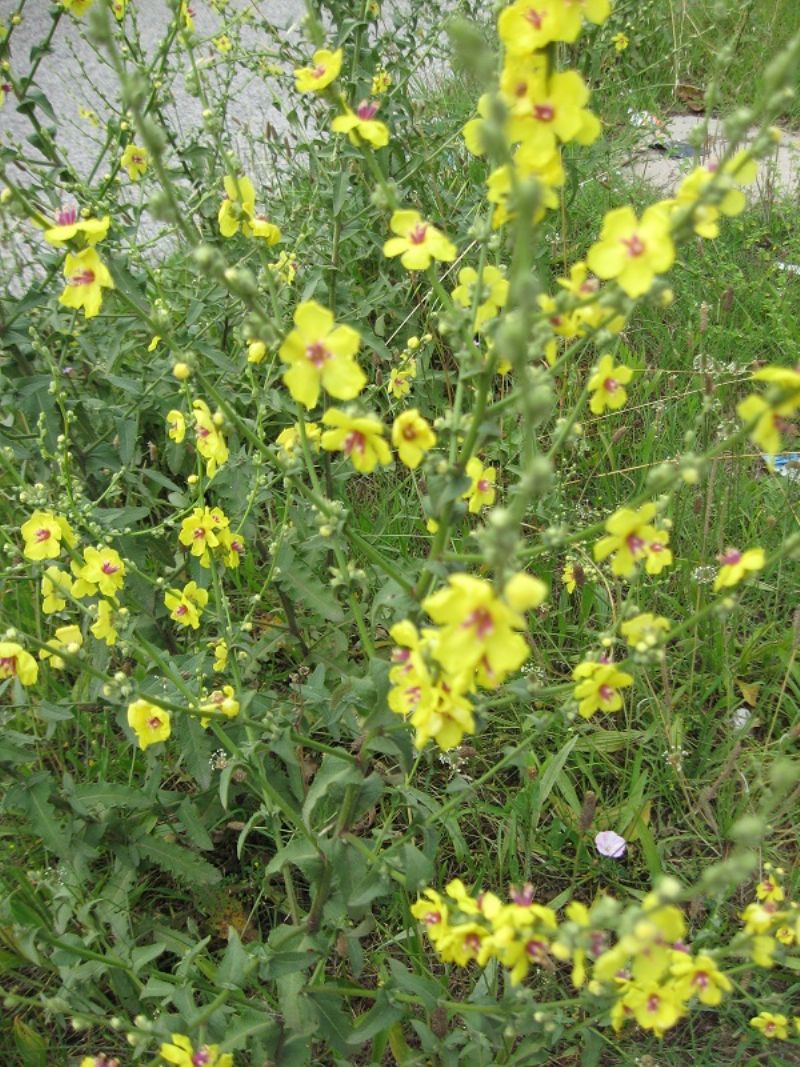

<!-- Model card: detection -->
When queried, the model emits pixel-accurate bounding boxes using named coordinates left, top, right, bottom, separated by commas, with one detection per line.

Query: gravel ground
left=3, top=1, right=309, bottom=179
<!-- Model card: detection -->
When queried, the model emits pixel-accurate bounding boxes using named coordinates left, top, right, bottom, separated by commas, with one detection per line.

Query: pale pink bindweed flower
left=595, top=830, right=627, bottom=858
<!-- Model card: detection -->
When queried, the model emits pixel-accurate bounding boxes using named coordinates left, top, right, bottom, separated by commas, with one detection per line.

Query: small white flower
left=595, top=830, right=627, bottom=858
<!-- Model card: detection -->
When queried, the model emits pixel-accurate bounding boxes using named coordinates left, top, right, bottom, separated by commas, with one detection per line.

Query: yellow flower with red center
left=0, top=641, right=39, bottom=686
left=588, top=354, right=633, bottom=415
left=279, top=301, right=366, bottom=410
left=59, top=247, right=114, bottom=319
left=612, top=31, right=629, bottom=51
left=383, top=210, right=456, bottom=271
left=572, top=659, right=633, bottom=718
left=594, top=502, right=672, bottom=578
left=218, top=528, right=246, bottom=568
left=164, top=580, right=209, bottom=629
left=392, top=410, right=436, bottom=469
left=192, top=399, right=229, bottom=478
left=669, top=953, right=732, bottom=1006
left=423, top=573, right=544, bottom=687
left=44, top=207, right=109, bottom=247
left=21, top=510, right=76, bottom=561
left=387, top=361, right=416, bottom=399
left=42, top=566, right=74, bottom=614
left=486, top=141, right=564, bottom=229
left=160, top=1032, right=233, bottom=1066
left=587, top=205, right=675, bottom=298
left=713, top=546, right=764, bottom=591
left=451, top=266, right=509, bottom=329
left=750, top=1012, right=789, bottom=1040
left=74, top=545, right=126, bottom=597
left=463, top=457, right=497, bottom=513
left=91, top=600, right=118, bottom=646
left=294, top=48, right=343, bottom=92
left=498, top=0, right=580, bottom=55
left=506, top=70, right=600, bottom=154
left=321, top=409, right=392, bottom=473
left=218, top=175, right=280, bottom=243
left=120, top=144, right=149, bottom=181
left=167, top=409, right=186, bottom=443
left=39, top=624, right=83, bottom=670
left=61, top=0, right=95, bottom=14
left=620, top=982, right=685, bottom=1037
left=755, top=870, right=785, bottom=904
left=199, top=685, right=240, bottom=727
left=178, top=506, right=229, bottom=567
left=128, top=699, right=171, bottom=750
left=332, top=100, right=389, bottom=148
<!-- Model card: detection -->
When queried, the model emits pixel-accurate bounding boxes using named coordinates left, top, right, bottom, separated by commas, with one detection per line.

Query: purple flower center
left=720, top=548, right=741, bottom=565
left=0, top=656, right=17, bottom=674
left=626, top=533, right=645, bottom=554
left=598, top=684, right=615, bottom=702
left=534, top=103, right=554, bottom=122
left=356, top=100, right=379, bottom=120
left=622, top=233, right=645, bottom=257
left=344, top=430, right=366, bottom=455
left=464, top=607, right=494, bottom=639
left=306, top=340, right=331, bottom=367
left=69, top=269, right=95, bottom=287
left=525, top=7, right=544, bottom=28
left=192, top=1050, right=212, bottom=1067
left=56, top=204, right=78, bottom=226
left=101, top=561, right=119, bottom=574
left=603, top=377, right=618, bottom=393
left=409, top=223, right=428, bottom=245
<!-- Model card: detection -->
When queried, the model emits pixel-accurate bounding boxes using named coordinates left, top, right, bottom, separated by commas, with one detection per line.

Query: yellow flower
left=59, top=247, right=114, bottom=319
left=562, top=561, right=579, bottom=594
left=247, top=341, right=266, bottom=364
left=392, top=410, right=437, bottom=469
left=178, top=506, right=228, bottom=567
left=621, top=982, right=685, bottom=1037
left=80, top=1057, right=120, bottom=1067
left=750, top=1012, right=789, bottom=1040
left=321, top=409, right=392, bottom=473
left=371, top=68, right=391, bottom=94
left=120, top=144, right=149, bottom=180
left=620, top=612, right=670, bottom=651
left=214, top=34, right=232, bottom=53
left=91, top=600, right=118, bottom=646
left=588, top=354, right=633, bottom=414
left=294, top=48, right=343, bottom=92
left=612, top=31, right=629, bottom=51
left=167, top=409, right=186, bottom=443
left=0, top=641, right=39, bottom=686
left=164, top=580, right=209, bottom=629
left=572, top=659, right=633, bottom=718
left=42, top=566, right=74, bottom=613
left=451, top=266, right=509, bottom=329
left=148, top=335, right=161, bottom=351
left=39, top=624, right=83, bottom=670
left=279, top=301, right=366, bottom=409
left=499, top=0, right=581, bottom=55
left=423, top=574, right=534, bottom=688
left=192, top=399, right=229, bottom=478
left=199, top=685, right=240, bottom=727
left=178, top=1, right=194, bottom=30
left=587, top=205, right=675, bottom=298
left=276, top=422, right=321, bottom=455
left=218, top=175, right=281, bottom=243
left=463, top=457, right=496, bottom=513
left=387, top=362, right=416, bottom=399
left=111, top=0, right=127, bottom=18
left=218, top=528, right=246, bottom=568
left=737, top=394, right=783, bottom=457
left=756, top=871, right=785, bottom=904
left=62, top=0, right=94, bottom=15
left=669, top=953, right=732, bottom=1006
left=332, top=101, right=390, bottom=148
left=383, top=209, right=456, bottom=271
left=127, top=699, right=171, bottom=751
left=44, top=208, right=110, bottom=247
left=713, top=546, right=764, bottom=591
left=594, top=502, right=672, bottom=578
left=79, top=106, right=100, bottom=126
left=506, top=69, right=600, bottom=154
left=74, top=545, right=126, bottom=597
left=21, top=510, right=76, bottom=561
left=212, top=639, right=228, bottom=672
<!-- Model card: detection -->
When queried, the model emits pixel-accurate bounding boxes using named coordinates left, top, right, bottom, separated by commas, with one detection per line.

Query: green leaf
left=215, top=929, right=256, bottom=989
left=71, top=783, right=152, bottom=814
left=302, top=754, right=363, bottom=824
left=346, top=989, right=404, bottom=1046
left=137, top=833, right=221, bottom=886
left=12, top=1018, right=47, bottom=1067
